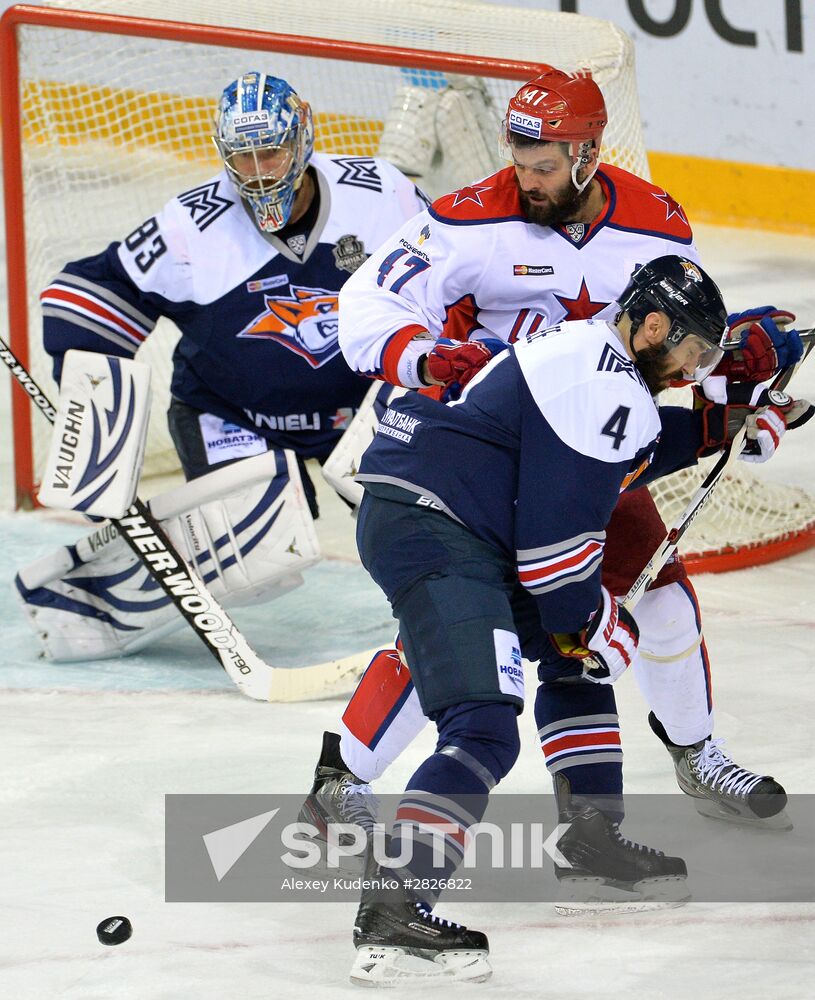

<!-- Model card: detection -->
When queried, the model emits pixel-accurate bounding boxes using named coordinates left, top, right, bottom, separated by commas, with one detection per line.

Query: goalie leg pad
left=631, top=580, right=714, bottom=747
left=15, top=449, right=320, bottom=661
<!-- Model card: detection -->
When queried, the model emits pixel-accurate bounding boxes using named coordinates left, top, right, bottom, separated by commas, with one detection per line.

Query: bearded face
left=510, top=141, right=594, bottom=227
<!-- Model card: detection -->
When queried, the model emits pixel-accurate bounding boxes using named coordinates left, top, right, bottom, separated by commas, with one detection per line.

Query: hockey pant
left=14, top=449, right=320, bottom=661
left=340, top=488, right=715, bottom=784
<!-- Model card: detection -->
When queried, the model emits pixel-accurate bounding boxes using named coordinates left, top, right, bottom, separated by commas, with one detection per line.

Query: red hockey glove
left=694, top=379, right=814, bottom=462
left=422, top=338, right=496, bottom=390
left=550, top=586, right=639, bottom=684
left=713, top=307, right=801, bottom=383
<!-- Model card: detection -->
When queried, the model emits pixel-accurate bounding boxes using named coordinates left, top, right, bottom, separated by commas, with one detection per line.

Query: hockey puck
left=96, top=916, right=132, bottom=946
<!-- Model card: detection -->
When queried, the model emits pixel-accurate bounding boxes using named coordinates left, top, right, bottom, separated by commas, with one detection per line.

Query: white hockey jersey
left=42, top=153, right=427, bottom=458
left=338, top=163, right=700, bottom=387
left=358, top=319, right=702, bottom=633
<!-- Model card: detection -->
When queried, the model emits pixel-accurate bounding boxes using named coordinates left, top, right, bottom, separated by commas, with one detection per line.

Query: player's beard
left=517, top=175, right=590, bottom=227
left=635, top=345, right=682, bottom=396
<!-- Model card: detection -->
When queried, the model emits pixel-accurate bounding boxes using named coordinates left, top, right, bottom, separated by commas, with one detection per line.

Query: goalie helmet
left=502, top=67, right=608, bottom=193
left=214, top=72, right=314, bottom=232
left=617, top=255, right=734, bottom=380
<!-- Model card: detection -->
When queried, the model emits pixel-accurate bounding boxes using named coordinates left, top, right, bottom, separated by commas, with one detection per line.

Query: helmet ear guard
left=214, top=72, right=314, bottom=232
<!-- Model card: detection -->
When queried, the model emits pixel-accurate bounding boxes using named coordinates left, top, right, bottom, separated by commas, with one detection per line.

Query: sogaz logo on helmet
left=509, top=109, right=542, bottom=139
left=233, top=110, right=272, bottom=134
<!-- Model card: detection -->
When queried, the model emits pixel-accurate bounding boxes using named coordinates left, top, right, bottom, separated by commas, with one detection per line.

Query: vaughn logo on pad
left=38, top=351, right=152, bottom=518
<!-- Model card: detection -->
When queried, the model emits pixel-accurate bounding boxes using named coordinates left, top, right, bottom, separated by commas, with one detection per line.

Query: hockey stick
left=1, top=335, right=376, bottom=702
left=622, top=329, right=815, bottom=613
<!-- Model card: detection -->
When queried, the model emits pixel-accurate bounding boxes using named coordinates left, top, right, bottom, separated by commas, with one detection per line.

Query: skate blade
left=555, top=875, right=690, bottom=917
left=350, top=946, right=492, bottom=987
left=693, top=800, right=793, bottom=832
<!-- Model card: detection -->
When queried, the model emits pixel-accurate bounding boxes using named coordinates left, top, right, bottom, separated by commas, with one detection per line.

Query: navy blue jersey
left=42, top=154, right=427, bottom=459
left=358, top=320, right=701, bottom=633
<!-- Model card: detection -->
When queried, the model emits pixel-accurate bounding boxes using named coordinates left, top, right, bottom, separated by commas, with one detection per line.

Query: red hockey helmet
left=505, top=67, right=607, bottom=147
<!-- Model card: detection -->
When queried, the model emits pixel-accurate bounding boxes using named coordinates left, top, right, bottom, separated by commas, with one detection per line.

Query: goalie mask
left=617, top=255, right=735, bottom=382
left=214, top=72, right=314, bottom=232
left=502, top=67, right=607, bottom=194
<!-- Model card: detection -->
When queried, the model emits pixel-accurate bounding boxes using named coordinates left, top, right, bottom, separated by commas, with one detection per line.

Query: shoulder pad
left=515, top=321, right=660, bottom=463
left=601, top=164, right=694, bottom=242
left=429, top=166, right=524, bottom=224
left=172, top=172, right=237, bottom=234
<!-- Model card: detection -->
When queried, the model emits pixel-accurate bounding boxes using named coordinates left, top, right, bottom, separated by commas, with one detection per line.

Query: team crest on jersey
left=597, top=342, right=644, bottom=385
left=332, top=234, right=367, bottom=273
left=564, top=223, right=585, bottom=243
left=334, top=156, right=382, bottom=192
left=286, top=234, right=307, bottom=256
left=177, top=180, right=233, bottom=232
left=238, top=284, right=340, bottom=368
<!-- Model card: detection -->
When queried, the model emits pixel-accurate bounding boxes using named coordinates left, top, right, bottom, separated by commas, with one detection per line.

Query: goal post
left=2, top=0, right=813, bottom=572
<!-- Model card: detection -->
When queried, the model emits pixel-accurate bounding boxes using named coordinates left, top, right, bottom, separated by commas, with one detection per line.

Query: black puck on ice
left=96, top=915, right=132, bottom=946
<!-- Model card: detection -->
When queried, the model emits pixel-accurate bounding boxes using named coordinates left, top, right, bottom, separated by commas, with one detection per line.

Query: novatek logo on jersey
left=508, top=109, right=542, bottom=139
left=238, top=284, right=340, bottom=369
left=233, top=110, right=272, bottom=133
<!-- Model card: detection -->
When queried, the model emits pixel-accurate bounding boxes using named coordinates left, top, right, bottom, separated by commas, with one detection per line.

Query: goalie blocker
left=15, top=449, right=320, bottom=661
left=38, top=350, right=152, bottom=518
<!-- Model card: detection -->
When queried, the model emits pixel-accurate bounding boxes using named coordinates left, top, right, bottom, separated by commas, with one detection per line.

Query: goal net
left=3, top=0, right=813, bottom=571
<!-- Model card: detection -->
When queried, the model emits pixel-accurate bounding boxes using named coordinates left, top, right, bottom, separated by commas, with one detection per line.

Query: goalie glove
left=713, top=307, right=802, bottom=383
left=694, top=377, right=814, bottom=462
left=421, top=337, right=506, bottom=397
left=550, top=586, right=639, bottom=684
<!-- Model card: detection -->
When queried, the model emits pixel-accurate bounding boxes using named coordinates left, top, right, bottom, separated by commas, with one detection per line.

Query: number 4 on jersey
left=602, top=405, right=630, bottom=449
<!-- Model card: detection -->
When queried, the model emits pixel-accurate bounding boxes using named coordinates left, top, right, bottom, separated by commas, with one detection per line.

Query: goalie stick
left=622, top=328, right=815, bottom=613
left=1, top=335, right=376, bottom=702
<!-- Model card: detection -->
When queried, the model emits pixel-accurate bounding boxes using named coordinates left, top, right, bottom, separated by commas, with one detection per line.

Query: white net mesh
left=10, top=0, right=647, bottom=482
left=6, top=0, right=814, bottom=564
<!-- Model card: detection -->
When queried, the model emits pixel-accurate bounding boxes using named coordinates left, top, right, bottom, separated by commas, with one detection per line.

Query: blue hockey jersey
left=357, top=320, right=702, bottom=633
left=41, top=154, right=427, bottom=459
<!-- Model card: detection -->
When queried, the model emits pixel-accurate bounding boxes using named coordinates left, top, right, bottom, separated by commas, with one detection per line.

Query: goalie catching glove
left=713, top=307, right=803, bottom=383
left=550, top=586, right=639, bottom=684
left=694, top=377, right=814, bottom=463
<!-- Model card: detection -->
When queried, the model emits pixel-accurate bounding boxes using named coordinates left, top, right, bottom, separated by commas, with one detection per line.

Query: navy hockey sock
left=535, top=681, right=623, bottom=819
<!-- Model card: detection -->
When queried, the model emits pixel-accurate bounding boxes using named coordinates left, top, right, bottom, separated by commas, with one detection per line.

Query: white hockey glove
left=15, top=450, right=320, bottom=661
left=551, top=586, right=639, bottom=684
left=694, top=378, right=814, bottom=463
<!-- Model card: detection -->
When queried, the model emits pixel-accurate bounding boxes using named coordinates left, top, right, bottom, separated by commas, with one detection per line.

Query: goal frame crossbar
left=0, top=1, right=543, bottom=507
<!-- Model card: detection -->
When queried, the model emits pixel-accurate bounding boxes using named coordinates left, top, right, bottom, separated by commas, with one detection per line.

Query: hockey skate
left=649, top=713, right=792, bottom=831
left=296, top=731, right=379, bottom=875
left=552, top=775, right=689, bottom=916
left=351, top=858, right=491, bottom=987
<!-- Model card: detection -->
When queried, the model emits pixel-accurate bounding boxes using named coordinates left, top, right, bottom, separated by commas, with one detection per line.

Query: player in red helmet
left=500, top=68, right=607, bottom=229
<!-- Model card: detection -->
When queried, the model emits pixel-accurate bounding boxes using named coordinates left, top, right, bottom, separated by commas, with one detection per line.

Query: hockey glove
left=550, top=586, right=639, bottom=684
left=694, top=378, right=814, bottom=462
left=714, top=307, right=802, bottom=383
left=422, top=337, right=506, bottom=397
